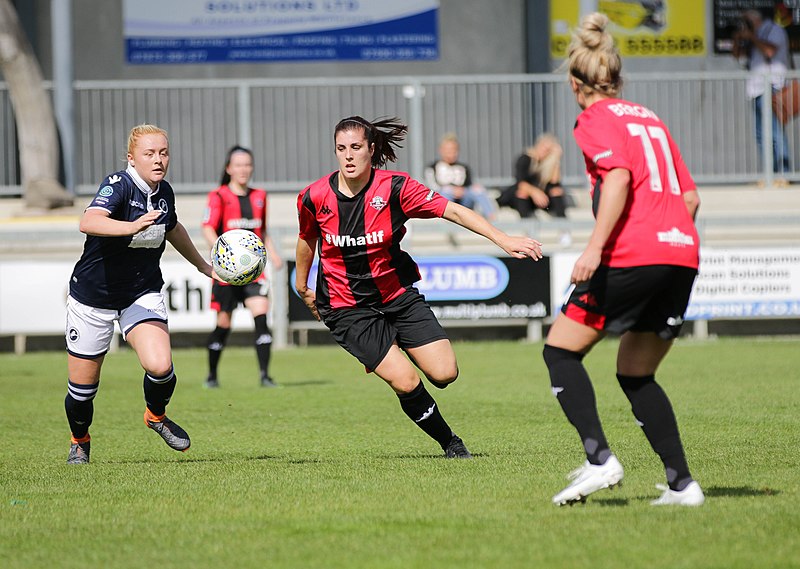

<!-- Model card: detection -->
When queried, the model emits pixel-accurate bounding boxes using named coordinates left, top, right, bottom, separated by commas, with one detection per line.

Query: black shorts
left=561, top=265, right=697, bottom=340
left=210, top=281, right=267, bottom=312
left=321, top=288, right=448, bottom=372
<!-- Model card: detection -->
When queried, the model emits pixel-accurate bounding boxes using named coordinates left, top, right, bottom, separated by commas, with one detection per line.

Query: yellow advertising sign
left=551, top=0, right=706, bottom=58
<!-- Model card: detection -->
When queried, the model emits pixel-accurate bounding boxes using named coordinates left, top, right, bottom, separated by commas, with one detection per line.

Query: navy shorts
left=562, top=264, right=698, bottom=340
left=321, top=287, right=448, bottom=372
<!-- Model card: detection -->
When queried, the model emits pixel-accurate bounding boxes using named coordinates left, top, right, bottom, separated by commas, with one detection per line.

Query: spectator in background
left=498, top=133, right=569, bottom=219
left=424, top=133, right=497, bottom=219
left=201, top=146, right=284, bottom=389
left=733, top=7, right=791, bottom=185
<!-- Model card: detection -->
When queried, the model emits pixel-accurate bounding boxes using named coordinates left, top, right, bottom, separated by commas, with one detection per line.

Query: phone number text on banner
left=124, top=0, right=439, bottom=64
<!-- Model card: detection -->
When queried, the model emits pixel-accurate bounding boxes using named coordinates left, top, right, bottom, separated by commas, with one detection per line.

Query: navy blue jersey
left=69, top=169, right=178, bottom=310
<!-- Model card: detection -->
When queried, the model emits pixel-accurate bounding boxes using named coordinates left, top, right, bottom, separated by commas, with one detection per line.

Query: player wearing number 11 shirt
left=542, top=13, right=705, bottom=507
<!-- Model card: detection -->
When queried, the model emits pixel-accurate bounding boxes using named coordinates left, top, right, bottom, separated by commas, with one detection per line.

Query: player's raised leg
left=127, top=320, right=190, bottom=452
left=375, top=343, right=471, bottom=459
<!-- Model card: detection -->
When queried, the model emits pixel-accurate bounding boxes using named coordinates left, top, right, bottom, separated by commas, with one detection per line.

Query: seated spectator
left=498, top=133, right=569, bottom=219
left=424, top=133, right=497, bottom=220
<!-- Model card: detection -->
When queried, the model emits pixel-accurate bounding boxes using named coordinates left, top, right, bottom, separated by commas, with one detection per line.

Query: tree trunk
left=0, top=0, right=72, bottom=209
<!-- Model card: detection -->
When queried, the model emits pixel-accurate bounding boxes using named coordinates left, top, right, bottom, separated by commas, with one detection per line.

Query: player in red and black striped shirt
left=543, top=13, right=704, bottom=507
left=296, top=116, right=543, bottom=458
left=201, top=146, right=283, bottom=388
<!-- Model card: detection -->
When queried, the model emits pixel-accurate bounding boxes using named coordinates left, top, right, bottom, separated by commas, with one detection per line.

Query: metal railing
left=1, top=70, right=797, bottom=196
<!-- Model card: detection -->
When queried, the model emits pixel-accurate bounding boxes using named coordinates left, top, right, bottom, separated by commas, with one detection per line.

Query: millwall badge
left=370, top=196, right=387, bottom=211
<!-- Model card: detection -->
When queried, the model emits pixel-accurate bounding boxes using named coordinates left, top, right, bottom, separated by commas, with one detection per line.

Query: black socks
left=65, top=380, right=99, bottom=439
left=617, top=373, right=693, bottom=491
left=143, top=366, right=177, bottom=416
left=543, top=344, right=611, bottom=465
left=207, top=326, right=231, bottom=380
left=254, top=314, right=273, bottom=379
left=397, top=382, right=454, bottom=449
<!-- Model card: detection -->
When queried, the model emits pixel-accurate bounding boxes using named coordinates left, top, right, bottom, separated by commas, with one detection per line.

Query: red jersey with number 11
left=297, top=169, right=448, bottom=311
left=574, top=98, right=699, bottom=269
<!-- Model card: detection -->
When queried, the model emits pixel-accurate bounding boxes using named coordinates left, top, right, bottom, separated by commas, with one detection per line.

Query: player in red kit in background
left=542, top=13, right=704, bottom=507
left=202, top=146, right=283, bottom=388
left=295, top=116, right=543, bottom=458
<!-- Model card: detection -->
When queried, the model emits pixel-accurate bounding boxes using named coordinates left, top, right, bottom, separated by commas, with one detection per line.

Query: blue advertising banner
left=124, top=0, right=439, bottom=64
left=288, top=256, right=551, bottom=322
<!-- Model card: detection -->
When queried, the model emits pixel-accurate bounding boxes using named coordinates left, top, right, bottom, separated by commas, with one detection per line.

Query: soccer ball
left=212, top=229, right=267, bottom=286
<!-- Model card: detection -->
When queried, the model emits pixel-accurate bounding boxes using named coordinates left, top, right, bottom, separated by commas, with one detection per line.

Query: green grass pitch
left=1, top=337, right=798, bottom=568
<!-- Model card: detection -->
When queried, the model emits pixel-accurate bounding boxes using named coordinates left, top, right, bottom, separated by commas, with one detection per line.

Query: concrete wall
left=30, top=0, right=529, bottom=80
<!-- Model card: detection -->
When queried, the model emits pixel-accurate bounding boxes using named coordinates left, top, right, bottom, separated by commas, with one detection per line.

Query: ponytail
left=334, top=116, right=408, bottom=168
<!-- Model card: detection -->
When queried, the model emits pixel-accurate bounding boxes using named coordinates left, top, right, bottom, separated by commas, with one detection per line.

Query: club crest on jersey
left=158, top=198, right=168, bottom=213
left=370, top=196, right=387, bottom=211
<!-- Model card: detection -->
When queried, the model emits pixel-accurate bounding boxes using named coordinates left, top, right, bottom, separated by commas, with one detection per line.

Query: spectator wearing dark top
left=498, top=133, right=568, bottom=219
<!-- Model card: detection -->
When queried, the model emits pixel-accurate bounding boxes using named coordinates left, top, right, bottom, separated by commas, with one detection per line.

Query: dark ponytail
left=219, top=145, right=254, bottom=186
left=334, top=116, right=408, bottom=168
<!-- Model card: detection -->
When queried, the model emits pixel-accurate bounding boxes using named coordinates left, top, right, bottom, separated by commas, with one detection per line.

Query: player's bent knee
left=542, top=344, right=584, bottom=369
left=426, top=363, right=459, bottom=388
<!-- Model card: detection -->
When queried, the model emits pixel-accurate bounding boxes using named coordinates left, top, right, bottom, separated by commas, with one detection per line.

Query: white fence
left=2, top=71, right=799, bottom=196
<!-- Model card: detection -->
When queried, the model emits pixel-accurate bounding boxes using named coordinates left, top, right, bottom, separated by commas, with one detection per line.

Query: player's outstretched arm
left=167, top=222, right=215, bottom=279
left=442, top=201, right=543, bottom=260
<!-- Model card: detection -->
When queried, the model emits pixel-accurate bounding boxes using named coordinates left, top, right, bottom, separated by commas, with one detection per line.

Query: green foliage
left=1, top=338, right=798, bottom=568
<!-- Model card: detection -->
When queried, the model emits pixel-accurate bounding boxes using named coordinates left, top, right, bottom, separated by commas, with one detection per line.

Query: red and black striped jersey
left=202, top=184, right=268, bottom=241
left=297, top=169, right=448, bottom=310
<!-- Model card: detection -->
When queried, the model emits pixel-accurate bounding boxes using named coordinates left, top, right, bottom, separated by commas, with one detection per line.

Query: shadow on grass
left=592, top=497, right=629, bottom=507
left=280, top=380, right=333, bottom=388
left=102, top=454, right=331, bottom=465
left=382, top=453, right=488, bottom=460
left=705, top=485, right=780, bottom=498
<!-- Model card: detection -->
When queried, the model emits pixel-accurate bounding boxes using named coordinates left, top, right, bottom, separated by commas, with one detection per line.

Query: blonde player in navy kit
left=64, top=124, right=218, bottom=464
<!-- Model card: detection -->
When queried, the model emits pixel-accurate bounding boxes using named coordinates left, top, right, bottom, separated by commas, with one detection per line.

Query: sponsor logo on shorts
left=68, top=328, right=79, bottom=342
left=657, top=227, right=694, bottom=247
left=666, top=316, right=684, bottom=327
